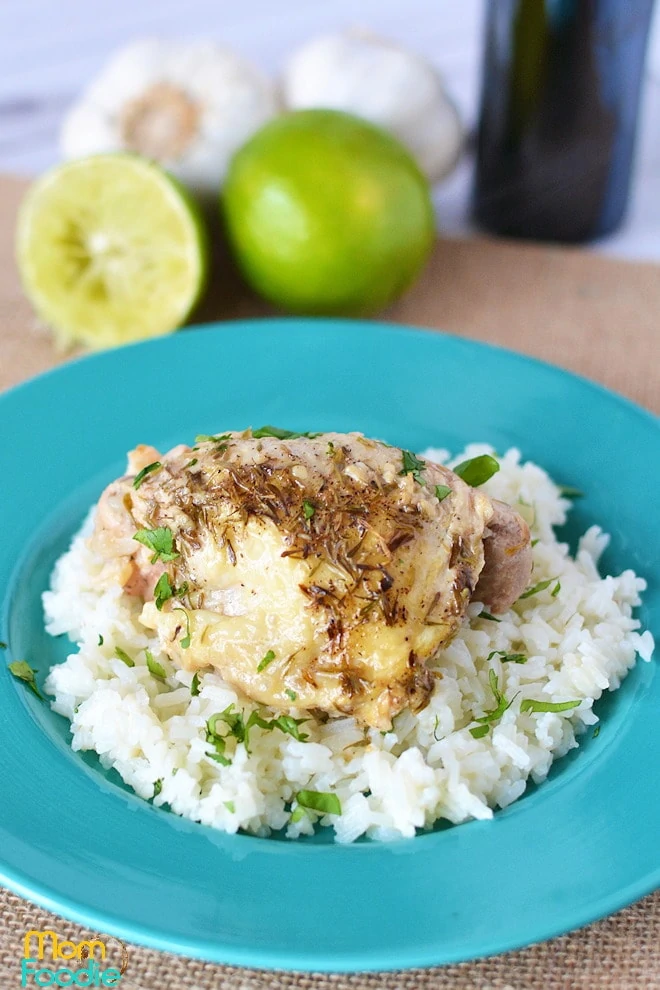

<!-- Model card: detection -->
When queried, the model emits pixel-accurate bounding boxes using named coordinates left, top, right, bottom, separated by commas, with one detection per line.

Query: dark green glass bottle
left=473, top=0, right=655, bottom=241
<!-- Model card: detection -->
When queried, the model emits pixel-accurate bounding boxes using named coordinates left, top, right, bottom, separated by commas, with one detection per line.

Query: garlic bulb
left=282, top=31, right=463, bottom=183
left=60, top=39, right=279, bottom=198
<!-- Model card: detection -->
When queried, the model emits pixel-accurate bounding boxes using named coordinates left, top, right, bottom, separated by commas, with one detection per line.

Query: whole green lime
left=222, top=109, right=435, bottom=315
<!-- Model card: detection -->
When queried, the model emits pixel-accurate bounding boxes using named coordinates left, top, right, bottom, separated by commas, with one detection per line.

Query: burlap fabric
left=1, top=174, right=658, bottom=989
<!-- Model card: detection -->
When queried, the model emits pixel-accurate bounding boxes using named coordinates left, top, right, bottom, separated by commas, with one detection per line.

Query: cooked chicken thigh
left=90, top=431, right=531, bottom=728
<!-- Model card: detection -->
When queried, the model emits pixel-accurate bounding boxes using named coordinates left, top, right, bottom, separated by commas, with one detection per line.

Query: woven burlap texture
left=1, top=174, right=659, bottom=989
left=3, top=887, right=660, bottom=990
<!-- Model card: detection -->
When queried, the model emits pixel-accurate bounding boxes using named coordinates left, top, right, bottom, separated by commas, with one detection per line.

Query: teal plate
left=1, top=319, right=658, bottom=972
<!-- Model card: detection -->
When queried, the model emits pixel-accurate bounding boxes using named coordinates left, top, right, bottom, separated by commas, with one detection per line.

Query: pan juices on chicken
left=90, top=428, right=532, bottom=729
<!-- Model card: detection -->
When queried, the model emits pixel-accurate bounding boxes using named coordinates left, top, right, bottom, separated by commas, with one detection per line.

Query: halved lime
left=16, top=154, right=208, bottom=349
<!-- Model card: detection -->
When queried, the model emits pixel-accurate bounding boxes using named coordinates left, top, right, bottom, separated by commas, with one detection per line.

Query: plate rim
left=3, top=316, right=659, bottom=433
left=3, top=865, right=659, bottom=973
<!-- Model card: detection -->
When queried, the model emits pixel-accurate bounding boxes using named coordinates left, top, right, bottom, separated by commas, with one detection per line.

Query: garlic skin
left=60, top=39, right=279, bottom=198
left=281, top=32, right=463, bottom=184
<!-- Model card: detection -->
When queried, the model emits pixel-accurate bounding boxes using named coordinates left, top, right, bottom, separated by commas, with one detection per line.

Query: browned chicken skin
left=89, top=432, right=532, bottom=728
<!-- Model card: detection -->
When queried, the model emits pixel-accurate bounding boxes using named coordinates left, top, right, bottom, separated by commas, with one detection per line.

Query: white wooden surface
left=2, top=0, right=660, bottom=261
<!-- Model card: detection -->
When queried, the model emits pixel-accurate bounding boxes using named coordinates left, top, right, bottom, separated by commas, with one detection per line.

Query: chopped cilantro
left=519, top=578, right=555, bottom=600
left=154, top=573, right=173, bottom=611
left=478, top=611, right=500, bottom=622
left=593, top=725, right=600, bottom=738
left=285, top=689, right=298, bottom=701
left=173, top=608, right=191, bottom=649
left=559, top=485, right=584, bottom=499
left=302, top=499, right=315, bottom=520
left=132, top=461, right=162, bottom=490
left=295, top=790, right=342, bottom=816
left=152, top=779, right=163, bottom=798
left=97, top=634, right=104, bottom=646
left=208, top=705, right=247, bottom=747
left=531, top=538, right=540, bottom=547
left=153, top=574, right=188, bottom=611
left=207, top=749, right=231, bottom=767
left=257, top=649, right=276, bottom=673
left=154, top=573, right=188, bottom=612
left=520, top=698, right=581, bottom=715
left=244, top=710, right=309, bottom=747
left=191, top=672, right=201, bottom=696
left=290, top=806, right=308, bottom=823
left=470, top=724, right=490, bottom=739
left=552, top=581, right=561, bottom=597
left=267, top=714, right=309, bottom=742
left=0, top=641, right=7, bottom=649
left=434, top=484, right=452, bottom=502
left=224, top=800, right=236, bottom=813
left=487, top=650, right=527, bottom=664
left=327, top=441, right=335, bottom=455
left=8, top=660, right=42, bottom=699
left=205, top=715, right=232, bottom=766
left=252, top=426, right=323, bottom=440
left=433, top=714, right=442, bottom=741
left=133, top=527, right=179, bottom=564
left=205, top=702, right=308, bottom=760
left=145, top=649, right=166, bottom=681
left=399, top=449, right=426, bottom=484
left=240, top=710, right=267, bottom=742
left=453, top=454, right=500, bottom=487
left=186, top=458, right=198, bottom=468
left=195, top=433, right=231, bottom=449
left=218, top=711, right=247, bottom=752
left=115, top=647, right=135, bottom=667
left=472, top=668, right=516, bottom=729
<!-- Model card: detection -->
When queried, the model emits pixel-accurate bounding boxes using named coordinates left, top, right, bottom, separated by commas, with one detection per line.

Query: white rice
left=43, top=445, right=654, bottom=842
